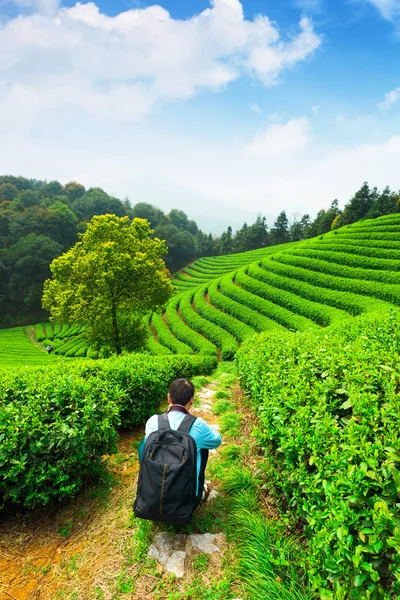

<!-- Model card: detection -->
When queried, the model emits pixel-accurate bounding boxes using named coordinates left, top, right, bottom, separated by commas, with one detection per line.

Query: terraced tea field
left=148, top=214, right=400, bottom=357
left=0, top=327, right=59, bottom=367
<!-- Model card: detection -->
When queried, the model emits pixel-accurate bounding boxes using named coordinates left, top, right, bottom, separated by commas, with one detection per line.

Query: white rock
left=166, top=551, right=186, bottom=578
left=148, top=532, right=224, bottom=577
left=188, top=533, right=223, bottom=554
left=206, top=489, right=219, bottom=502
left=197, top=389, right=216, bottom=399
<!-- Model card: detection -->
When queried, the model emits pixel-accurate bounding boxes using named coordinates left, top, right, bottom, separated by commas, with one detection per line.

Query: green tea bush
left=165, top=295, right=217, bottom=356
left=151, top=312, right=194, bottom=354
left=34, top=323, right=46, bottom=342
left=274, top=253, right=400, bottom=305
left=237, top=311, right=400, bottom=599
left=0, top=366, right=120, bottom=508
left=180, top=289, right=238, bottom=359
left=236, top=267, right=331, bottom=327
left=0, top=353, right=217, bottom=508
left=292, top=248, right=400, bottom=273
left=312, top=239, right=400, bottom=259
left=223, top=271, right=316, bottom=332
left=195, top=283, right=256, bottom=342
left=251, top=261, right=356, bottom=319
left=76, top=353, right=218, bottom=427
left=209, top=277, right=282, bottom=332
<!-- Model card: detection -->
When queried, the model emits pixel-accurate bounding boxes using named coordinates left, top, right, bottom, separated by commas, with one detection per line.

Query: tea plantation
left=1, top=214, right=400, bottom=599
left=147, top=214, right=400, bottom=357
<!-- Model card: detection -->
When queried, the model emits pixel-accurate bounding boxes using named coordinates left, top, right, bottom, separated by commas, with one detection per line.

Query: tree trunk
left=111, top=305, right=122, bottom=355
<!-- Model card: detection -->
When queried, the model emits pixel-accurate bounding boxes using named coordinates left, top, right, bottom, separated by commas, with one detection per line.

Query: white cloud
left=0, top=1, right=321, bottom=122
left=246, top=117, right=310, bottom=156
left=312, top=104, right=320, bottom=113
left=377, top=87, right=400, bottom=110
left=250, top=104, right=262, bottom=114
left=366, top=0, right=400, bottom=20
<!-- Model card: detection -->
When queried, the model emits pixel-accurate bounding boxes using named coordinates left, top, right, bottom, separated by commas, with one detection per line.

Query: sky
left=1, top=0, right=400, bottom=230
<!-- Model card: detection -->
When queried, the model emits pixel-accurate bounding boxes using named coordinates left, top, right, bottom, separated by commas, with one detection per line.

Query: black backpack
left=134, top=413, right=199, bottom=525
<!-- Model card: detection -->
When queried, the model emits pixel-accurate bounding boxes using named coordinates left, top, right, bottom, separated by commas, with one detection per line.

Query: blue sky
left=1, top=0, right=400, bottom=229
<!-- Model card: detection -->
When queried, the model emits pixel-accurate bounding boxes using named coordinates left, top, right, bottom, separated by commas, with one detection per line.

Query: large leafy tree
left=42, top=215, right=174, bottom=355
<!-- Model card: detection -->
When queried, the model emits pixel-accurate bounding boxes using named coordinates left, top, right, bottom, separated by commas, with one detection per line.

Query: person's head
left=168, top=378, right=195, bottom=408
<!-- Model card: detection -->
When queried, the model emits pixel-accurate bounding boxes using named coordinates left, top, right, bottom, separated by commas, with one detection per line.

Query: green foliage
left=0, top=365, right=120, bottom=508
left=180, top=289, right=238, bottom=359
left=235, top=267, right=322, bottom=329
left=165, top=295, right=217, bottom=356
left=237, top=311, right=400, bottom=599
left=0, top=326, right=59, bottom=367
left=151, top=312, right=194, bottom=355
left=0, top=352, right=217, bottom=508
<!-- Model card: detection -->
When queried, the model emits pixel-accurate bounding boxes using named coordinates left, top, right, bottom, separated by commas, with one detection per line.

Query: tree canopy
left=42, top=215, right=174, bottom=355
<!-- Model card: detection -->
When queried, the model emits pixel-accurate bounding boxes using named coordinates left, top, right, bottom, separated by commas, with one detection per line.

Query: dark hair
left=168, top=378, right=195, bottom=406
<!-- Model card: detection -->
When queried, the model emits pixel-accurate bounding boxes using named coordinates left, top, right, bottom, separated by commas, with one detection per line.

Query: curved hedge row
left=290, top=247, right=400, bottom=273
left=313, top=238, right=400, bottom=258
left=254, top=260, right=367, bottom=316
left=206, top=279, right=277, bottom=332
left=237, top=311, right=400, bottom=600
left=274, top=254, right=400, bottom=302
left=0, top=353, right=217, bottom=509
left=195, top=282, right=256, bottom=342
left=165, top=295, right=217, bottom=356
left=223, top=271, right=317, bottom=332
left=179, top=290, right=238, bottom=360
left=236, top=267, right=335, bottom=327
left=151, top=312, right=194, bottom=355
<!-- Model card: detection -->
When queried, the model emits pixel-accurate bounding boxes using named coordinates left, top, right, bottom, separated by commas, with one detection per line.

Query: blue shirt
left=144, top=411, right=222, bottom=495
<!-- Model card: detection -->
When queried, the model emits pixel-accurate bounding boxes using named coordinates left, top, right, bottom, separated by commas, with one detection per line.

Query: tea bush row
left=312, top=239, right=400, bottom=259
left=292, top=248, right=400, bottom=273
left=236, top=267, right=330, bottom=327
left=211, top=276, right=283, bottom=332
left=179, top=290, right=238, bottom=360
left=0, top=353, right=217, bottom=509
left=151, top=312, right=194, bottom=354
left=251, top=261, right=360, bottom=318
left=223, top=270, right=315, bottom=332
left=274, top=253, right=400, bottom=305
left=237, top=311, right=400, bottom=600
left=165, top=296, right=217, bottom=356
left=195, top=283, right=256, bottom=342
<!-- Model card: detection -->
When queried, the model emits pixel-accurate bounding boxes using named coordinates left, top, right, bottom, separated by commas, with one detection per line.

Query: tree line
left=0, top=175, right=399, bottom=327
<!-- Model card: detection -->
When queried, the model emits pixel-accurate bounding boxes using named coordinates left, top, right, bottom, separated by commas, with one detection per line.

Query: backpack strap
left=177, top=414, right=197, bottom=434
left=158, top=413, right=170, bottom=430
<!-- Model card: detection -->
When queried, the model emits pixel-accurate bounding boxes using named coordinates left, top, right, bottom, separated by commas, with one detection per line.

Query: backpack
left=134, top=412, right=198, bottom=525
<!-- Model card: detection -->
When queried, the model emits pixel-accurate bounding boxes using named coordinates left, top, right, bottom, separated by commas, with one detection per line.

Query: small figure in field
left=46, top=345, right=53, bottom=354
left=134, top=378, right=221, bottom=525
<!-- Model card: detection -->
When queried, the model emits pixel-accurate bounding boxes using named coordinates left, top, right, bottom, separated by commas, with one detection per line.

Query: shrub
left=0, top=353, right=217, bottom=508
left=0, top=366, right=120, bottom=509
left=236, top=267, right=329, bottom=327
left=180, top=288, right=238, bottom=360
left=291, top=247, right=400, bottom=273
left=251, top=261, right=355, bottom=320
left=151, top=312, right=194, bottom=355
left=165, top=295, right=217, bottom=356
left=34, top=323, right=46, bottom=342
left=195, top=282, right=256, bottom=342
left=274, top=253, right=400, bottom=305
left=209, top=276, right=282, bottom=333
left=237, top=311, right=400, bottom=599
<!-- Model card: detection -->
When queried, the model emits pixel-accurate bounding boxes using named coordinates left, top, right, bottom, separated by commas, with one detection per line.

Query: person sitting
left=134, top=378, right=221, bottom=524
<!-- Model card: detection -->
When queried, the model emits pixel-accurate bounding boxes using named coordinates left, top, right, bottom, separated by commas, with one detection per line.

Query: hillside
left=146, top=214, right=400, bottom=358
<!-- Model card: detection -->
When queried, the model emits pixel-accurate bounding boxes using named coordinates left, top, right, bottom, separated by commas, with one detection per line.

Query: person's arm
left=198, top=419, right=222, bottom=449
left=145, top=414, right=158, bottom=440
